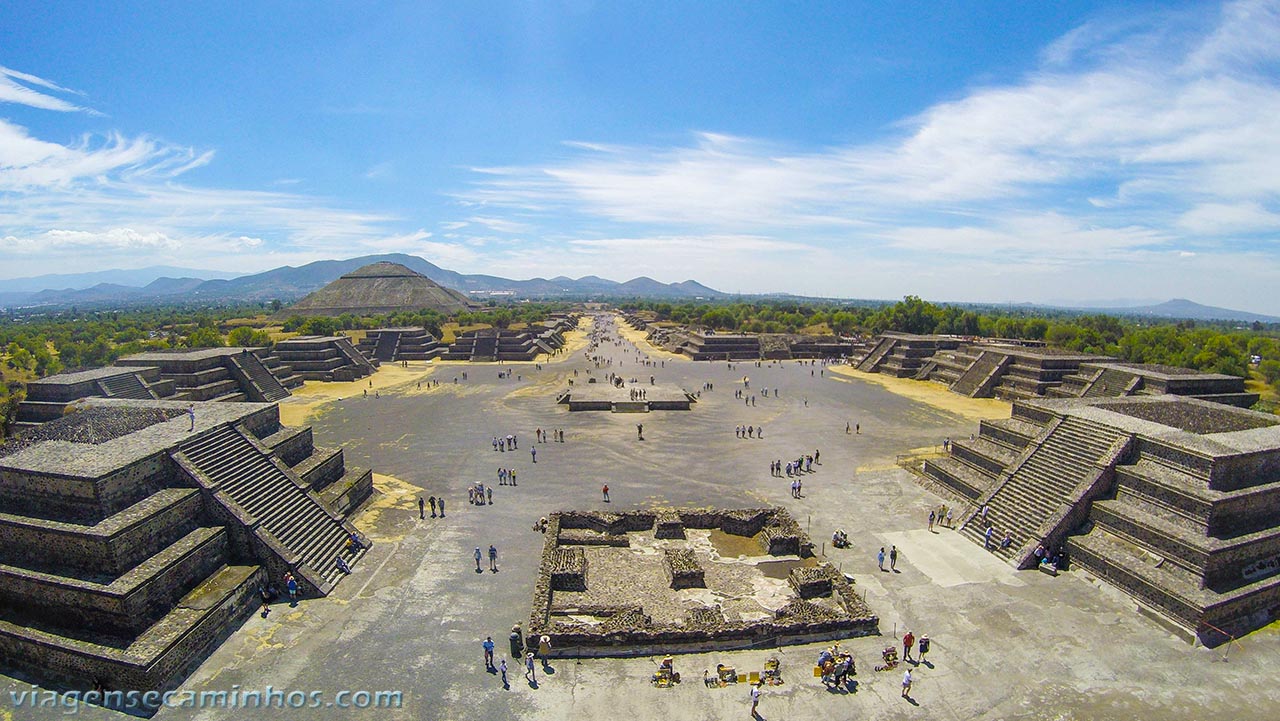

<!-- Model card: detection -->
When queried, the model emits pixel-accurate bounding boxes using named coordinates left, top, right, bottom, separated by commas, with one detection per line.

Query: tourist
left=749, top=682, right=761, bottom=717
left=846, top=422, right=851, bottom=434
left=928, top=510, right=935, bottom=532
left=946, top=508, right=954, bottom=528
left=187, top=404, right=196, bottom=431
left=602, top=484, right=610, bottom=502
left=984, top=525, right=994, bottom=550
left=487, top=487, right=493, bottom=505
left=474, top=547, right=483, bottom=573
left=285, top=572, right=298, bottom=606
left=499, top=658, right=508, bottom=688
left=525, top=652, right=536, bottom=682
left=438, top=497, right=445, bottom=517
left=335, top=556, right=350, bottom=574
left=901, top=667, right=913, bottom=698
left=903, top=630, right=915, bottom=662
left=483, top=636, right=495, bottom=668
left=890, top=545, right=898, bottom=571
left=918, top=634, right=931, bottom=664
left=418, top=496, right=425, bottom=520
left=878, top=547, right=886, bottom=571
left=531, top=447, right=537, bottom=463
left=814, top=449, right=820, bottom=464
left=1001, top=531, right=1014, bottom=550
left=510, top=469, right=516, bottom=486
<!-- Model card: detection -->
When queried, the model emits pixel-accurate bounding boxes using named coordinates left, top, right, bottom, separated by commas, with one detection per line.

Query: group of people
left=469, top=482, right=493, bottom=505
left=418, top=495, right=444, bottom=518
left=492, top=434, right=519, bottom=451
left=927, top=505, right=954, bottom=531
left=817, top=644, right=855, bottom=688
left=474, top=545, right=498, bottom=572
left=735, top=424, right=763, bottom=438
left=496, top=467, right=518, bottom=486
left=534, top=428, right=565, bottom=443
left=771, top=450, right=819, bottom=478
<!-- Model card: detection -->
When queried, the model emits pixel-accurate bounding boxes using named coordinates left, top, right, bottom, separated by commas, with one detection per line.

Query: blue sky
left=2, top=1, right=1279, bottom=313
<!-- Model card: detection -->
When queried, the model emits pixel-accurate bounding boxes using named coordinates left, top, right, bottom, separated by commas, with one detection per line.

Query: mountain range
left=2, top=257, right=1276, bottom=324
left=0, top=254, right=726, bottom=309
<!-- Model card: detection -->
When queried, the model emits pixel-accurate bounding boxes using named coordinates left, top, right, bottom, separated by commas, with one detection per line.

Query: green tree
left=227, top=326, right=272, bottom=347
left=185, top=327, right=225, bottom=348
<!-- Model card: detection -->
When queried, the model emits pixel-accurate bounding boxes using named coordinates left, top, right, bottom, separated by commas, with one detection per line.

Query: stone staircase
left=856, top=337, right=896, bottom=372
left=230, top=352, right=291, bottom=402
left=334, top=337, right=377, bottom=376
left=950, top=351, right=1007, bottom=397
left=913, top=360, right=938, bottom=381
left=961, top=416, right=1127, bottom=562
left=471, top=336, right=499, bottom=362
left=1083, top=367, right=1141, bottom=398
left=97, top=372, right=156, bottom=400
left=372, top=332, right=399, bottom=362
left=174, top=426, right=363, bottom=588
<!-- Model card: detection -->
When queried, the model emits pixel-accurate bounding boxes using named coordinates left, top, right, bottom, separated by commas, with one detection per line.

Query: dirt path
left=826, top=364, right=1010, bottom=423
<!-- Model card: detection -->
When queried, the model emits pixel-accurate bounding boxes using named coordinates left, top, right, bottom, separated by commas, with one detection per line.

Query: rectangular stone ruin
left=527, top=508, right=878, bottom=657
left=663, top=548, right=705, bottom=589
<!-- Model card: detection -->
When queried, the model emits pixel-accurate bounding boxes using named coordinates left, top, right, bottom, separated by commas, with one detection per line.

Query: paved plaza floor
left=3, top=315, right=1277, bottom=720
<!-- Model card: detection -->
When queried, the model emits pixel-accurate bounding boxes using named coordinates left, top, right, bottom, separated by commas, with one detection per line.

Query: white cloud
left=1178, top=202, right=1280, bottom=234
left=0, top=65, right=96, bottom=114
left=1, top=227, right=181, bottom=253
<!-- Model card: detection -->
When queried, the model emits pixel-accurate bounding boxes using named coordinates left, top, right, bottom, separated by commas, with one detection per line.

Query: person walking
left=749, top=682, right=761, bottom=717
left=489, top=545, right=498, bottom=572
left=602, top=484, right=610, bottom=502
left=483, top=636, right=495, bottom=668
left=531, top=447, right=537, bottom=463
left=525, top=652, right=536, bottom=682
left=474, top=547, right=483, bottom=573
left=878, top=547, right=886, bottom=571
left=890, top=545, right=899, bottom=571
left=901, top=667, right=913, bottom=699
left=418, top=496, right=425, bottom=520
left=499, top=658, right=508, bottom=687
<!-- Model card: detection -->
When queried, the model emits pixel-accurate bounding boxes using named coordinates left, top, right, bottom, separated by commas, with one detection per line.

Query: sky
left=1, top=1, right=1279, bottom=314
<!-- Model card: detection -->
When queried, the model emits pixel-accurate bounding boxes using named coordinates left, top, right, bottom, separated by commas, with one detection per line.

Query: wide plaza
left=3, top=314, right=1274, bottom=721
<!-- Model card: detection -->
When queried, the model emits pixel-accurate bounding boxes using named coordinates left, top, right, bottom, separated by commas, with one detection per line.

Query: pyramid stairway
left=174, top=426, right=363, bottom=588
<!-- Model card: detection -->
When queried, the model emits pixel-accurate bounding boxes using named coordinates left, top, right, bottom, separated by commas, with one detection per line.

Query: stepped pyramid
left=282, top=261, right=473, bottom=317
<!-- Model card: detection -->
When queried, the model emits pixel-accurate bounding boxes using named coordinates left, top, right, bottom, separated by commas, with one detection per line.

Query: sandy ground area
left=615, top=320, right=689, bottom=362
left=827, top=364, right=1010, bottom=424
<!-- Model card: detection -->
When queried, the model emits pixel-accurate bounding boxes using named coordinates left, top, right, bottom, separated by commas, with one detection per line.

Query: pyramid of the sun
left=284, top=262, right=473, bottom=316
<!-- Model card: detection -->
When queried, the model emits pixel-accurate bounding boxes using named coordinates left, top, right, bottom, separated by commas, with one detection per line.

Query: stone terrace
left=0, top=398, right=371, bottom=699
left=924, top=394, right=1280, bottom=644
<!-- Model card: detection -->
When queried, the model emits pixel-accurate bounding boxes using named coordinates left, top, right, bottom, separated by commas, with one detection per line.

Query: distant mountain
left=0, top=253, right=726, bottom=310
left=1096, top=299, right=1280, bottom=324
left=0, top=266, right=240, bottom=294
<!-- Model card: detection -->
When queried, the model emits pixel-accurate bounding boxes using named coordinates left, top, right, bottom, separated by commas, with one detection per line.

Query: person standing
left=483, top=636, right=495, bottom=669
left=928, top=510, right=935, bottom=532
left=602, top=484, right=610, bottom=502
left=489, top=545, right=498, bottom=572
left=749, top=682, right=761, bottom=717
left=903, top=630, right=915, bottom=662
left=890, top=545, right=899, bottom=571
left=418, top=496, right=425, bottom=520
left=510, top=469, right=517, bottom=487
left=878, top=547, right=886, bottom=571
left=438, top=497, right=445, bottom=517
left=901, top=667, right=913, bottom=699
left=499, top=658, right=508, bottom=687
left=531, top=447, right=537, bottom=463
left=474, top=547, right=483, bottom=573
left=918, top=634, right=931, bottom=664
left=525, top=652, right=536, bottom=682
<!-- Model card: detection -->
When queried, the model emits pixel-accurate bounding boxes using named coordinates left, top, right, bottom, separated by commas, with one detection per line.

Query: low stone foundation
left=528, top=508, right=878, bottom=657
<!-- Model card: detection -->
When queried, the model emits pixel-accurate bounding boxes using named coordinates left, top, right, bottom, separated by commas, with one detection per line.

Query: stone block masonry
left=527, top=508, right=877, bottom=657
